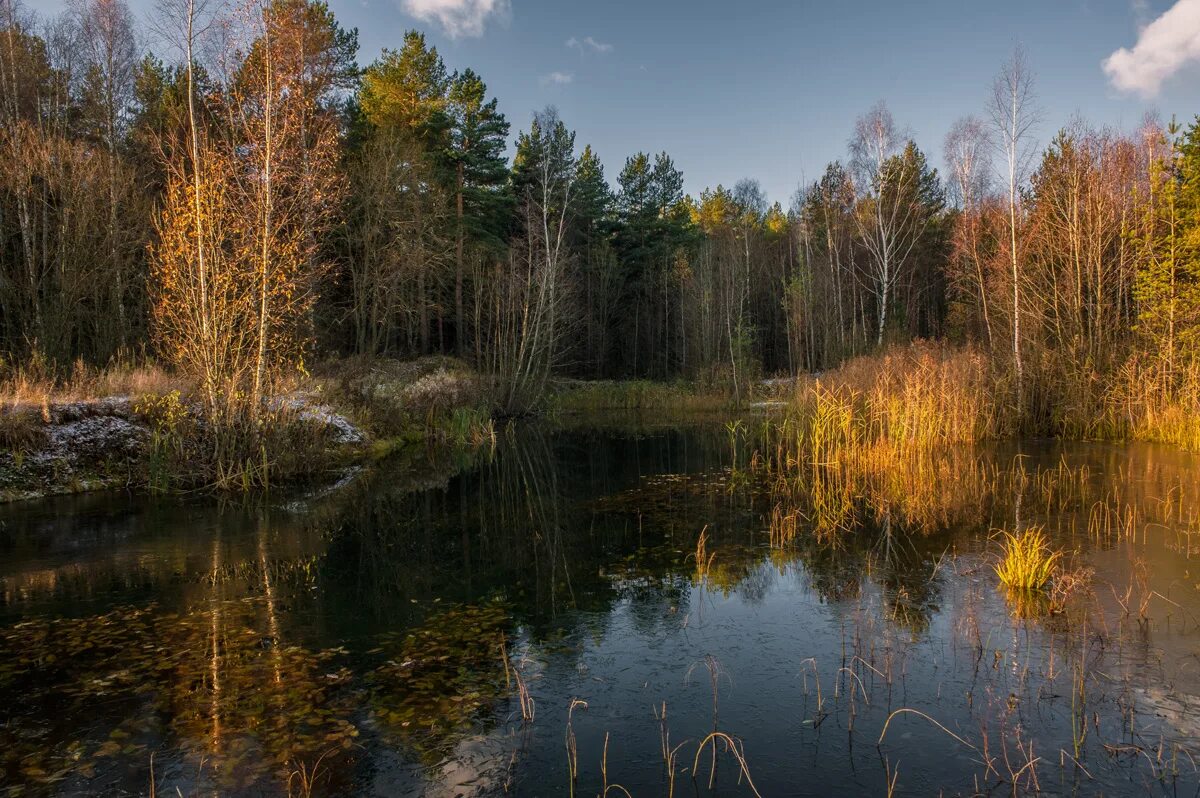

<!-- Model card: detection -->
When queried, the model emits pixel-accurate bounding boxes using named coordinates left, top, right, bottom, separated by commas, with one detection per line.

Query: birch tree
left=850, top=101, right=933, bottom=346
left=944, top=115, right=994, bottom=347
left=987, top=47, right=1038, bottom=412
left=490, top=107, right=577, bottom=413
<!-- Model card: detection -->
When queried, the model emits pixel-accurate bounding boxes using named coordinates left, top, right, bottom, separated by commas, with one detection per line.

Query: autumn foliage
left=149, top=0, right=346, bottom=414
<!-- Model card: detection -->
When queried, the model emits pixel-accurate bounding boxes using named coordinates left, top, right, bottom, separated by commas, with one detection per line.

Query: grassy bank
left=762, top=341, right=1200, bottom=464
left=547, top=379, right=736, bottom=414
left=6, top=342, right=1198, bottom=502
left=0, top=355, right=496, bottom=501
left=746, top=341, right=1200, bottom=544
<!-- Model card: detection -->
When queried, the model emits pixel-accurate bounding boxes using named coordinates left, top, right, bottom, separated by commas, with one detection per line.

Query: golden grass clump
left=757, top=343, right=1002, bottom=536
left=692, top=525, right=716, bottom=582
left=768, top=503, right=800, bottom=547
left=994, top=527, right=1062, bottom=591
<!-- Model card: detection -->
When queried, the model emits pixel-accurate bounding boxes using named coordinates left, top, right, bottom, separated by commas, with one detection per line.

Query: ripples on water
left=2, top=419, right=1200, bottom=796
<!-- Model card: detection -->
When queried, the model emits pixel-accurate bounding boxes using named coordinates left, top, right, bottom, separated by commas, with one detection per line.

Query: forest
left=8, top=1, right=1200, bottom=794
left=1, top=0, right=1199, bottom=438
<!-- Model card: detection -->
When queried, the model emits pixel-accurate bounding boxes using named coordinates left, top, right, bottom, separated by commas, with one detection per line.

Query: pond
left=2, top=418, right=1200, bottom=796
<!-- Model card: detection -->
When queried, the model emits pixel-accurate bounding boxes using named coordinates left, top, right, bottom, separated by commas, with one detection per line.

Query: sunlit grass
left=0, top=352, right=183, bottom=410
left=994, top=527, right=1061, bottom=591
left=760, top=343, right=999, bottom=484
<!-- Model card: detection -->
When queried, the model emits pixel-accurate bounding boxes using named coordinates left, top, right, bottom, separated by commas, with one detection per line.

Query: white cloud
left=400, top=0, right=509, bottom=38
left=539, top=71, right=573, bottom=86
left=566, top=35, right=613, bottom=54
left=1103, top=0, right=1200, bottom=96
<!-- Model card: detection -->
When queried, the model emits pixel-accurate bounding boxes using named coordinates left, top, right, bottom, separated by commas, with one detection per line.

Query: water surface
left=3, top=420, right=1200, bottom=796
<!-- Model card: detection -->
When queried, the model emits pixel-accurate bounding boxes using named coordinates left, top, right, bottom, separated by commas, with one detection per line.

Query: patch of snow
left=45, top=414, right=149, bottom=459
left=272, top=396, right=365, bottom=445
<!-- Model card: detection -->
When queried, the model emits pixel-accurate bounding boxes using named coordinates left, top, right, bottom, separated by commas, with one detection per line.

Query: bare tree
left=72, top=0, right=139, bottom=343
left=850, top=101, right=930, bottom=346
left=944, top=115, right=995, bottom=347
left=72, top=0, right=137, bottom=149
left=987, top=46, right=1038, bottom=412
left=489, top=107, right=577, bottom=413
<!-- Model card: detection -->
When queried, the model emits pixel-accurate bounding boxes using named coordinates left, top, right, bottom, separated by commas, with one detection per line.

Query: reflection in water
left=1, top=424, right=1199, bottom=795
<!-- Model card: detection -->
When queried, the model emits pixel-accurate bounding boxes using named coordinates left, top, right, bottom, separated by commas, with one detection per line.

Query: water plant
left=691, top=525, right=716, bottom=583
left=994, top=527, right=1062, bottom=591
left=565, top=697, right=588, bottom=796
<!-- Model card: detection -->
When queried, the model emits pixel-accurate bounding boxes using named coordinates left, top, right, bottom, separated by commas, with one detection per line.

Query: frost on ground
left=1, top=397, right=149, bottom=501
left=271, top=396, right=366, bottom=445
left=2, top=392, right=370, bottom=502
left=336, top=356, right=481, bottom=414
left=42, top=398, right=148, bottom=461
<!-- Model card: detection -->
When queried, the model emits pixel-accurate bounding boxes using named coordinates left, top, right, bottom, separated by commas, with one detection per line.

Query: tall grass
left=754, top=341, right=1200, bottom=546
left=0, top=352, right=183, bottom=409
left=135, top=391, right=340, bottom=492
left=754, top=344, right=1013, bottom=544
left=1105, top=360, right=1200, bottom=452
left=759, top=342, right=999, bottom=498
left=762, top=341, right=1200, bottom=471
left=770, top=342, right=998, bottom=471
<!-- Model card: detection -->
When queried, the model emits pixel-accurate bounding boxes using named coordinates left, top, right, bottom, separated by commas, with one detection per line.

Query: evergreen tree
left=359, top=30, right=447, bottom=142
left=1135, top=118, right=1200, bottom=380
left=445, top=68, right=510, bottom=355
left=573, top=144, right=618, bottom=372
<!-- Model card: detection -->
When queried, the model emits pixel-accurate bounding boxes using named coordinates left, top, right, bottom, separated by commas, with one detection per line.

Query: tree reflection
left=5, top=427, right=1200, bottom=794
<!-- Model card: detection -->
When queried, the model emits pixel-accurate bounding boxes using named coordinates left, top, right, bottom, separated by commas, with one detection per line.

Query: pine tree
left=445, top=68, right=510, bottom=356
left=572, top=144, right=616, bottom=372
left=356, top=31, right=449, bottom=352
left=359, top=30, right=447, bottom=141
left=1135, top=118, right=1200, bottom=383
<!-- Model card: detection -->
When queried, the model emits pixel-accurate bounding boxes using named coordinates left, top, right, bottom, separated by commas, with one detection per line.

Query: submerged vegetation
left=2, top=424, right=1200, bottom=794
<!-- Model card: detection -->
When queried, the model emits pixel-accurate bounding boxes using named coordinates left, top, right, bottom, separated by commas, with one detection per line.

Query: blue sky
left=34, top=0, right=1200, bottom=205
left=348, top=0, right=1199, bottom=204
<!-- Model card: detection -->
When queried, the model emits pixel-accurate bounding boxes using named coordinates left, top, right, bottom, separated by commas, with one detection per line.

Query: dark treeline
left=2, top=0, right=1199, bottom=419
